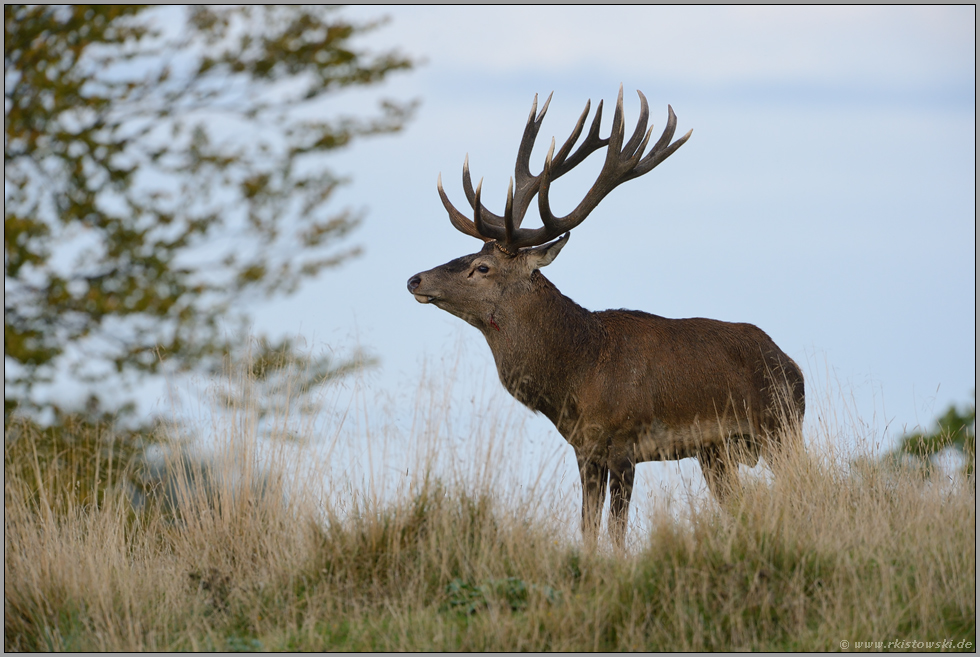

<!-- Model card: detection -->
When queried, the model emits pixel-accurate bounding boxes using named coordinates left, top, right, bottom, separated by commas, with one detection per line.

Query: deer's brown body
left=408, top=89, right=804, bottom=547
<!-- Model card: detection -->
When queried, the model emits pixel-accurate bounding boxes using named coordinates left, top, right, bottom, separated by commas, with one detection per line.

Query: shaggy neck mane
left=482, top=271, right=602, bottom=423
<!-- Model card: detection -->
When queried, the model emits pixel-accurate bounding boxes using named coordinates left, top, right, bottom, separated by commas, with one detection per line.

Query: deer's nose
left=407, top=275, right=422, bottom=292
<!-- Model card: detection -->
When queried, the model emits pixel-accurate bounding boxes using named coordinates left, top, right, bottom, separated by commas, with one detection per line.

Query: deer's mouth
left=413, top=293, right=435, bottom=304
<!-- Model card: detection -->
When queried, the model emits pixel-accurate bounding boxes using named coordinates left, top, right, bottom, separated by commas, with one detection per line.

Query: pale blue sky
left=27, top=6, right=961, bottom=511
left=240, top=5, right=974, bottom=447
left=10, top=5, right=974, bottom=530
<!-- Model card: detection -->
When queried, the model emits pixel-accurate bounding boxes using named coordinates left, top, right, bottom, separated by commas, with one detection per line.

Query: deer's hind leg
left=697, top=445, right=742, bottom=507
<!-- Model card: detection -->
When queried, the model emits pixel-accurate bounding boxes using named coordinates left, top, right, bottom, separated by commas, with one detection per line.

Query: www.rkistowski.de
left=841, top=639, right=972, bottom=650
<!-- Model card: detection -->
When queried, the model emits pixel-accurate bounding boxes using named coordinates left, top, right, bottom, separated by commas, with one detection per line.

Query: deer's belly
left=632, top=417, right=756, bottom=462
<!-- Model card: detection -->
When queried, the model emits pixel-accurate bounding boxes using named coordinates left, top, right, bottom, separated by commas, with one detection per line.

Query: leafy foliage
left=893, top=393, right=975, bottom=477
left=4, top=5, right=415, bottom=416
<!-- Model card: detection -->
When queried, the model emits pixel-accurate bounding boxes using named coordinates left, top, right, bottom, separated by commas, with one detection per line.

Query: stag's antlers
left=438, top=86, right=693, bottom=252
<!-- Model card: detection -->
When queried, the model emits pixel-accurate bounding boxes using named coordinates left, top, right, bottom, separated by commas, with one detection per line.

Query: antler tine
left=504, top=177, right=515, bottom=243
left=537, top=145, right=561, bottom=236
left=549, top=99, right=590, bottom=172
left=633, top=125, right=656, bottom=167
left=605, top=85, right=627, bottom=162
left=515, top=91, right=553, bottom=179
left=439, top=173, right=491, bottom=241
left=461, top=154, right=476, bottom=204
left=536, top=91, right=554, bottom=123
left=630, top=104, right=694, bottom=178
left=652, top=104, right=679, bottom=154
left=462, top=155, right=506, bottom=227
left=473, top=177, right=505, bottom=241
left=549, top=100, right=608, bottom=178
left=622, top=90, right=651, bottom=160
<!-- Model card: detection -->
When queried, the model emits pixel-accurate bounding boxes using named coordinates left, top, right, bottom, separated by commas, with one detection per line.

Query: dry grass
left=4, top=366, right=976, bottom=651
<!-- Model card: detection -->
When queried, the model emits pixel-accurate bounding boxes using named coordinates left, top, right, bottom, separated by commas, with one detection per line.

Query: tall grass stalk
left=4, top=356, right=975, bottom=651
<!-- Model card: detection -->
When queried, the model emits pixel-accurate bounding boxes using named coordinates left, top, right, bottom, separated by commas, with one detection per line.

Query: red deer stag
left=407, top=88, right=805, bottom=547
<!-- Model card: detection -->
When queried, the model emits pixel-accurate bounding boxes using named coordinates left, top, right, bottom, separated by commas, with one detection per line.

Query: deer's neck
left=480, top=272, right=602, bottom=424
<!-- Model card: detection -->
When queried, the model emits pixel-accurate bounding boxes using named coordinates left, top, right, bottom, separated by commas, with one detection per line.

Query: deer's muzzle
left=407, top=274, right=434, bottom=304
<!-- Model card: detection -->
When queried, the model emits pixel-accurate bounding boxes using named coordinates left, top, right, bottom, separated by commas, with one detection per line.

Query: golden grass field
left=4, top=361, right=976, bottom=651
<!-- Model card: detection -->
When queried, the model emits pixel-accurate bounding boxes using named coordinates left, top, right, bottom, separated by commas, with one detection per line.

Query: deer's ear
left=525, top=233, right=569, bottom=270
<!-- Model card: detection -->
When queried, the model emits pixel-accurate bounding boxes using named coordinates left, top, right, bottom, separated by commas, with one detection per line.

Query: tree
left=5, top=5, right=415, bottom=418
left=892, top=393, right=975, bottom=479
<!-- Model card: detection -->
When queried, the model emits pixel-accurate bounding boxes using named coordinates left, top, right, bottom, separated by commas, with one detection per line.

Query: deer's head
left=408, top=235, right=568, bottom=330
left=407, top=87, right=691, bottom=331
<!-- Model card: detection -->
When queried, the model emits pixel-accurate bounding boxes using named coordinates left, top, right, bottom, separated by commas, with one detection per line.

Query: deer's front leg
left=608, top=449, right=635, bottom=550
left=577, top=453, right=608, bottom=547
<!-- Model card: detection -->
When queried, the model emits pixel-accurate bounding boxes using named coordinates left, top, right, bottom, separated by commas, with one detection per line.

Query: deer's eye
left=477, top=265, right=490, bottom=274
